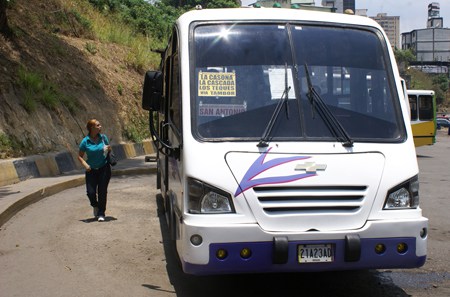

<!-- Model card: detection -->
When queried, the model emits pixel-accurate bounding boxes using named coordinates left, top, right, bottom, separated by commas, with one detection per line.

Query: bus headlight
left=187, top=178, right=235, bottom=214
left=384, top=175, right=419, bottom=209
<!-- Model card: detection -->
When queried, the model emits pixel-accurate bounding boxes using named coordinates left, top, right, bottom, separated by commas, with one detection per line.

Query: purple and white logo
left=235, top=148, right=320, bottom=196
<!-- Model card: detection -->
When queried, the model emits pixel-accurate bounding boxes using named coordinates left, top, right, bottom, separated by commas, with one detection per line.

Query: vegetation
left=17, top=66, right=79, bottom=113
left=407, top=70, right=449, bottom=109
left=0, top=132, right=12, bottom=156
left=433, top=74, right=449, bottom=106
left=394, top=48, right=415, bottom=73
left=395, top=49, right=450, bottom=110
left=57, top=0, right=162, bottom=73
left=0, top=132, right=20, bottom=158
left=85, top=41, right=98, bottom=54
left=124, top=111, right=151, bottom=143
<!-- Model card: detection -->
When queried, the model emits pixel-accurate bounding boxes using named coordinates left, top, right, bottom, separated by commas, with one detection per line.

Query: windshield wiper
left=257, top=64, right=291, bottom=148
left=304, top=64, right=353, bottom=148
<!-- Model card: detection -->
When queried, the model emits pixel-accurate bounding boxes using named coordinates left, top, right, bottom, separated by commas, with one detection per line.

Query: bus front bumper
left=178, top=218, right=428, bottom=275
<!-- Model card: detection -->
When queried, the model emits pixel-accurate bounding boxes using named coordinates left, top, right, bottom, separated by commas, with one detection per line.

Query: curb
left=0, top=166, right=157, bottom=228
left=0, top=140, right=155, bottom=187
left=0, top=176, right=84, bottom=227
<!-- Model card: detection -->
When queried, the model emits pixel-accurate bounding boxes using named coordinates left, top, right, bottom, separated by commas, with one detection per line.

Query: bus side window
left=408, top=95, right=418, bottom=121
left=418, top=95, right=433, bottom=121
left=166, top=29, right=181, bottom=133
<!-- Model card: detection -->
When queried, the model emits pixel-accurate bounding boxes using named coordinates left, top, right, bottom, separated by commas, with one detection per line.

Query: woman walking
left=77, top=119, right=112, bottom=222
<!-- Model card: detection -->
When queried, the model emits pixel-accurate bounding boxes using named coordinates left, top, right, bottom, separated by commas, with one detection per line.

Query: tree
left=87, top=0, right=240, bottom=42
left=0, top=0, right=13, bottom=38
left=394, top=48, right=415, bottom=74
left=433, top=74, right=449, bottom=94
left=432, top=74, right=449, bottom=106
left=161, top=0, right=239, bottom=9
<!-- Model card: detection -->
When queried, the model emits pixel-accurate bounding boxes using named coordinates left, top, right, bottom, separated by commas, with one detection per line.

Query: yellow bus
left=408, top=90, right=436, bottom=147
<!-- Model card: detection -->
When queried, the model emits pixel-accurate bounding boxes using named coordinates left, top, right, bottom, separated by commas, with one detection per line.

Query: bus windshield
left=191, top=23, right=406, bottom=143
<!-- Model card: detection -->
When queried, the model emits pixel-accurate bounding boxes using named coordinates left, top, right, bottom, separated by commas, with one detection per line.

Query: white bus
left=142, top=7, right=428, bottom=275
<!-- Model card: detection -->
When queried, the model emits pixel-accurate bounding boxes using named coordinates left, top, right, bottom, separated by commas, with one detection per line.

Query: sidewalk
left=0, top=155, right=157, bottom=227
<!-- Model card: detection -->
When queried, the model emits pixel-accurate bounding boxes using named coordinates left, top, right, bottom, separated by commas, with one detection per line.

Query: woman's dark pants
left=85, top=164, right=111, bottom=217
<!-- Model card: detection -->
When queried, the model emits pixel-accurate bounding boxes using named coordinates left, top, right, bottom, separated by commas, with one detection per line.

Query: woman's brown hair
left=86, top=119, right=98, bottom=133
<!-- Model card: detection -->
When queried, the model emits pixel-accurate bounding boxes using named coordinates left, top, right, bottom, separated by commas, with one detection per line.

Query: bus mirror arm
left=169, top=147, right=181, bottom=160
left=149, top=111, right=181, bottom=160
left=159, top=144, right=180, bottom=160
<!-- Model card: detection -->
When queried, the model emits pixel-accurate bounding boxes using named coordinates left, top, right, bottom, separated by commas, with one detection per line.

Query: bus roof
left=407, top=90, right=435, bottom=95
left=177, top=7, right=385, bottom=31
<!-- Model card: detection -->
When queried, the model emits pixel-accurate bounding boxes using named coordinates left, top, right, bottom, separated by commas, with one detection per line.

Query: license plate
left=298, top=244, right=334, bottom=263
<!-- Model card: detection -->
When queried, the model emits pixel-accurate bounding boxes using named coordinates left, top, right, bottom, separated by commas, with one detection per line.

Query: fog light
left=240, top=248, right=252, bottom=259
left=374, top=243, right=386, bottom=254
left=190, top=234, right=203, bottom=246
left=397, top=242, right=408, bottom=254
left=216, top=249, right=228, bottom=260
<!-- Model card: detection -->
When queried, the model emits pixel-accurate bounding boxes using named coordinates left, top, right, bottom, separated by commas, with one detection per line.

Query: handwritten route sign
left=198, top=72, right=236, bottom=97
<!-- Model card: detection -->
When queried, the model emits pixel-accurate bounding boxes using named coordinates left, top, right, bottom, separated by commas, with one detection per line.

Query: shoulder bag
left=102, top=135, right=117, bottom=166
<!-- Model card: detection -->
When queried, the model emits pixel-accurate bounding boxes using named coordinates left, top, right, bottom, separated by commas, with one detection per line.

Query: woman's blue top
left=79, top=134, right=110, bottom=169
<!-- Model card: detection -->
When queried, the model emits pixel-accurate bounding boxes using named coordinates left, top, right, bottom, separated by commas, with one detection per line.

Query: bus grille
left=253, top=185, right=368, bottom=214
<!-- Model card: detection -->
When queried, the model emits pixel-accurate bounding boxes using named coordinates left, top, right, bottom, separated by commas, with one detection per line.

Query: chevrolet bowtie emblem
left=295, top=162, right=327, bottom=173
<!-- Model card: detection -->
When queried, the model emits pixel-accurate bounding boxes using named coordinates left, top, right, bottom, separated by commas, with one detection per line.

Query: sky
left=241, top=1, right=450, bottom=34
left=356, top=0, right=450, bottom=33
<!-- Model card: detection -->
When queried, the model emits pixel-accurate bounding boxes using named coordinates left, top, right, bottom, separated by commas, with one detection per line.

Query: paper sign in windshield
left=198, top=72, right=236, bottom=97
left=199, top=103, right=246, bottom=117
left=268, top=68, right=296, bottom=99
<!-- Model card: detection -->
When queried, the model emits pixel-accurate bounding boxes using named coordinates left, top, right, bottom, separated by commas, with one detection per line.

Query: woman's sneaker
left=93, top=207, right=99, bottom=218
left=98, top=216, right=105, bottom=222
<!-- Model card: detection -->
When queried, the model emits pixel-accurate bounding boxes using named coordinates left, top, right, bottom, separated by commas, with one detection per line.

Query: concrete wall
left=0, top=141, right=155, bottom=187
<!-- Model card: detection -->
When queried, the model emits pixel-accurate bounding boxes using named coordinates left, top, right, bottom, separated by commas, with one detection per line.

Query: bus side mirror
left=142, top=71, right=163, bottom=111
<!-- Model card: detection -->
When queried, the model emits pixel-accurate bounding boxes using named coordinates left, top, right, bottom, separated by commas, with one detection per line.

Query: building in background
left=355, top=9, right=367, bottom=17
left=255, top=0, right=334, bottom=11
left=401, top=2, right=450, bottom=73
left=370, top=13, right=400, bottom=49
left=427, top=2, right=443, bottom=28
left=321, top=0, right=354, bottom=14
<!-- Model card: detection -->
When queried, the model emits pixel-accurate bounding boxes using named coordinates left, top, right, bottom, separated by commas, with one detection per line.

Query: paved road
left=0, top=133, right=449, bottom=297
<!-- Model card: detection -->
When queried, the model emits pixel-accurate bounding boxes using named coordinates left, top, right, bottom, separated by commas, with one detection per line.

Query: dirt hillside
left=0, top=0, right=157, bottom=158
